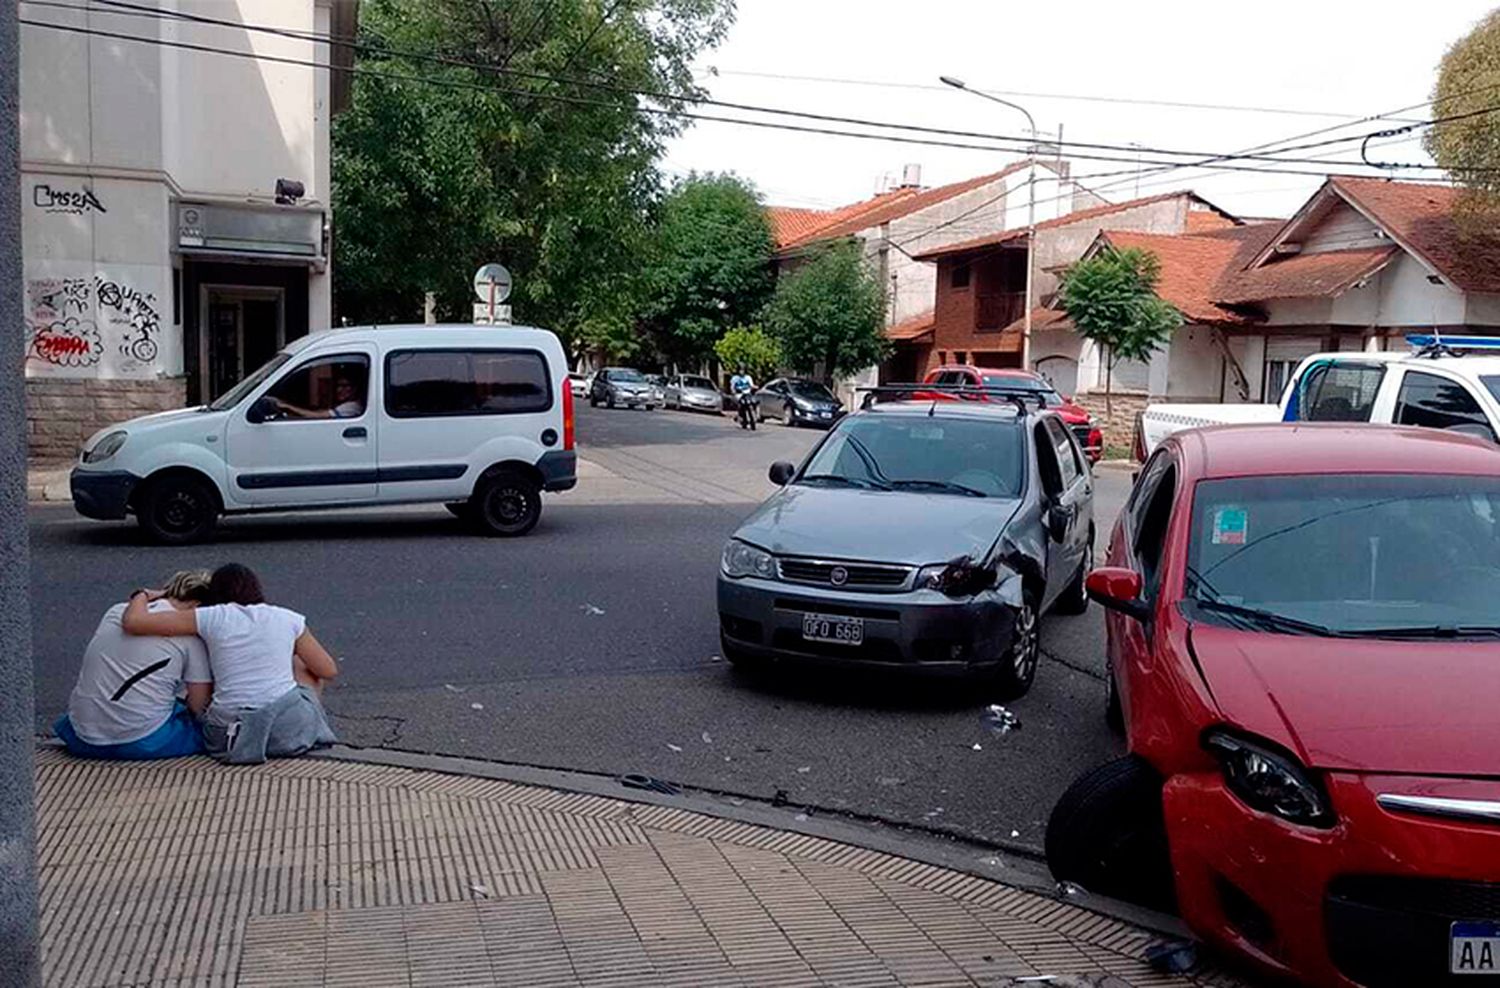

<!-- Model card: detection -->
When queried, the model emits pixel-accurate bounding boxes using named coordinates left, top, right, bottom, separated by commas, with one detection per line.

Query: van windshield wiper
left=1190, top=599, right=1342, bottom=638
left=798, top=474, right=891, bottom=491
left=1339, top=624, right=1500, bottom=640
left=889, top=479, right=987, bottom=498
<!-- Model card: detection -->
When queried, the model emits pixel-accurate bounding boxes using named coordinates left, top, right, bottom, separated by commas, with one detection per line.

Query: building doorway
left=200, top=286, right=286, bottom=402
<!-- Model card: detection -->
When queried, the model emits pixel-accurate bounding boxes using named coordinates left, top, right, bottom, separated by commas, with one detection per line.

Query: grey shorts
left=202, top=686, right=337, bottom=764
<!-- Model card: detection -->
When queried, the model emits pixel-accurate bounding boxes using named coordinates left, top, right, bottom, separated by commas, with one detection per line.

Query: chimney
left=899, top=163, right=922, bottom=189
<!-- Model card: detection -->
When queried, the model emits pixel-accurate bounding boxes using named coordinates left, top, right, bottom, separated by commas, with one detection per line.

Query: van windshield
left=209, top=353, right=292, bottom=411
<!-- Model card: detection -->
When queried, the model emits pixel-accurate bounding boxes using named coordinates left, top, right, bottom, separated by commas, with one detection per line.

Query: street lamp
left=940, top=76, right=1037, bottom=371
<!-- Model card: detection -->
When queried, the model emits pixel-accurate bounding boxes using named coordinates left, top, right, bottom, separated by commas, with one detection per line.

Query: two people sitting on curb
left=54, top=563, right=339, bottom=764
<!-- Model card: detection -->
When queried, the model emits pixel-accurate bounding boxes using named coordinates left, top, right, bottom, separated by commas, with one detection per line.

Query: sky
left=664, top=0, right=1497, bottom=220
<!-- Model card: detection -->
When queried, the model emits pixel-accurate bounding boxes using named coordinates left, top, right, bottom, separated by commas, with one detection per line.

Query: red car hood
left=1190, top=623, right=1500, bottom=777
left=1052, top=401, right=1090, bottom=426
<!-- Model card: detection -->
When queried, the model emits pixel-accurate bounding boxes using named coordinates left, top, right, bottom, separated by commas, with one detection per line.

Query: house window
left=1263, top=360, right=1295, bottom=403
left=954, top=351, right=967, bottom=366
left=950, top=264, right=971, bottom=289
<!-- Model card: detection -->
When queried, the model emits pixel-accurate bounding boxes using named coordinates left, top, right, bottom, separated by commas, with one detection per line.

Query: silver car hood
left=734, top=484, right=1021, bottom=565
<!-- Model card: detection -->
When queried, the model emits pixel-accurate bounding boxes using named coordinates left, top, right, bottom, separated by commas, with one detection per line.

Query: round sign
left=473, top=263, right=512, bottom=304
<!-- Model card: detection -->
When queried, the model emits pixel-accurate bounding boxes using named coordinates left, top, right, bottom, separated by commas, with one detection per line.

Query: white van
left=70, top=324, right=576, bottom=543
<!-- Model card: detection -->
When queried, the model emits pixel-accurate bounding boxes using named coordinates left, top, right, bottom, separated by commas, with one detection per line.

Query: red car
left=1047, top=423, right=1500, bottom=988
left=919, top=366, right=1103, bottom=462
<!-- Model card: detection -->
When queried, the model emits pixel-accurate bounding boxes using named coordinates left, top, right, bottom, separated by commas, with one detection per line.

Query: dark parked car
left=717, top=390, right=1095, bottom=698
left=756, top=378, right=844, bottom=428
left=589, top=367, right=661, bottom=410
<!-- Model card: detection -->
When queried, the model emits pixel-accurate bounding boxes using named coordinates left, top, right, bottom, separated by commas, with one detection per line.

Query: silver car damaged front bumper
left=716, top=573, right=1023, bottom=673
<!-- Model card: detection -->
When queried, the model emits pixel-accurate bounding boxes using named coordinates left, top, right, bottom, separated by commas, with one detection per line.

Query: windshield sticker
left=1212, top=507, right=1248, bottom=545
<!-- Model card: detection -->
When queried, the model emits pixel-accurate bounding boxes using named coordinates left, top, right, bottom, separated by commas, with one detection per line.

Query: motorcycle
left=736, top=392, right=759, bottom=430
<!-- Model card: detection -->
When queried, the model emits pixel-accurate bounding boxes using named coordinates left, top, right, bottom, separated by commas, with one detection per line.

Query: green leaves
left=763, top=241, right=889, bottom=383
left=714, top=325, right=782, bottom=380
left=1426, top=10, right=1500, bottom=226
left=644, top=173, right=775, bottom=364
left=1057, top=247, right=1180, bottom=364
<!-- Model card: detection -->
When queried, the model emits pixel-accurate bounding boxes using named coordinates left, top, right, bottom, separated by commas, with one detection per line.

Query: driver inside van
left=272, top=375, right=365, bottom=420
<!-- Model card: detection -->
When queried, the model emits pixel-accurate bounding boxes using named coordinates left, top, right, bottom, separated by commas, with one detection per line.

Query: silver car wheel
left=1011, top=600, right=1039, bottom=681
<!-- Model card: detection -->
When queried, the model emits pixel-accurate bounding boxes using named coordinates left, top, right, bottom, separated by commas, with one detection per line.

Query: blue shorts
left=53, top=701, right=205, bottom=760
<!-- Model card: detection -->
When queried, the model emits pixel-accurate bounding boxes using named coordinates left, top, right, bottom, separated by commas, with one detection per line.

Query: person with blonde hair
left=54, top=570, right=215, bottom=760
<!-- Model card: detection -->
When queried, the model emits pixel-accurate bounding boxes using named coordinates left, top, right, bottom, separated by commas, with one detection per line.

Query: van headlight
left=722, top=540, right=776, bottom=580
left=82, top=430, right=127, bottom=464
left=1204, top=729, right=1335, bottom=828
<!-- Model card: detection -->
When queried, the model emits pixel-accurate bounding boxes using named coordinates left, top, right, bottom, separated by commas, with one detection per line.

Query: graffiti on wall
left=32, top=183, right=107, bottom=215
left=26, top=275, right=160, bottom=372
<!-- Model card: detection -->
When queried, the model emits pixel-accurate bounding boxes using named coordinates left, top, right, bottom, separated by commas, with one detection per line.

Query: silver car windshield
left=683, top=376, right=715, bottom=390
left=798, top=415, right=1024, bottom=498
left=208, top=352, right=292, bottom=411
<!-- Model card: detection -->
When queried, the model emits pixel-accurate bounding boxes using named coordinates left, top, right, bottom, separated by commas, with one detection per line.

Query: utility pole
left=940, top=77, right=1037, bottom=370
left=0, top=1, right=42, bottom=983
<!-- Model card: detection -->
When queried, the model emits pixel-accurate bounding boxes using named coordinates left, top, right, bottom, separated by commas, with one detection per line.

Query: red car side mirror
left=1086, top=567, right=1151, bottom=622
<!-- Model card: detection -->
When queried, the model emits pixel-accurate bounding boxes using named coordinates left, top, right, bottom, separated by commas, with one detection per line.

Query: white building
left=20, top=0, right=356, bottom=460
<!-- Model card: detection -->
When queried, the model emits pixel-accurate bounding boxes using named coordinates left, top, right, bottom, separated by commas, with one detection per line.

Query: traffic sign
left=473, top=263, right=512, bottom=304
left=473, top=302, right=512, bottom=325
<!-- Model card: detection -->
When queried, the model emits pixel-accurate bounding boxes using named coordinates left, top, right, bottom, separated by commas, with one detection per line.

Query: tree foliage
left=332, top=0, right=737, bottom=351
left=714, top=325, right=781, bottom=380
left=644, top=173, right=775, bottom=366
left=1427, top=10, right=1500, bottom=222
left=763, top=241, right=888, bottom=383
left=1056, top=247, right=1181, bottom=411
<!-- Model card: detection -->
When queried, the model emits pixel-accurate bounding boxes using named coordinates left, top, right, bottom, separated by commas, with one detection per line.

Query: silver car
left=664, top=374, right=725, bottom=414
left=589, top=367, right=661, bottom=409
left=716, top=397, right=1095, bottom=699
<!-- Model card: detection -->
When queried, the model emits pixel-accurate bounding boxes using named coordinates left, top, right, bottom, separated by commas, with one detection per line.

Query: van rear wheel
left=137, top=474, right=218, bottom=544
left=471, top=471, right=542, bottom=537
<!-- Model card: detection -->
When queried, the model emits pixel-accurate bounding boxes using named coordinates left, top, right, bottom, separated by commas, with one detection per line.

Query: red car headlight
left=1204, top=729, right=1336, bottom=829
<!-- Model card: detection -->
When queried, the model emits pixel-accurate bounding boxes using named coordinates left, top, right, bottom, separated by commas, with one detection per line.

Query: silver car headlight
left=915, top=558, right=998, bottom=597
left=722, top=540, right=776, bottom=580
left=82, top=430, right=127, bottom=464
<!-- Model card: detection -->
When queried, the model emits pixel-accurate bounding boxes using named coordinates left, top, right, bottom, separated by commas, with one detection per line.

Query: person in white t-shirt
left=272, top=376, right=365, bottom=420
left=54, top=570, right=215, bottom=760
left=123, top=563, right=340, bottom=762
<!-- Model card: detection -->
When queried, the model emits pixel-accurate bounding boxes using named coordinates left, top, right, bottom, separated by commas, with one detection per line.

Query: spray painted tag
left=1212, top=507, right=1248, bottom=545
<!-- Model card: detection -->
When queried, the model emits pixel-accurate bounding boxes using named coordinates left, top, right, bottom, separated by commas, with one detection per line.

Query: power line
left=25, top=0, right=1476, bottom=172
left=556, top=0, right=624, bottom=74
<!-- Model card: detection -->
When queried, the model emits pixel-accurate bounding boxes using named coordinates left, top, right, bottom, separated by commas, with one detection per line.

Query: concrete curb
left=309, top=741, right=1193, bottom=942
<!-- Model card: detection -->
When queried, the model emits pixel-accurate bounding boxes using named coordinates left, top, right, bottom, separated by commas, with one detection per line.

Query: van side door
left=222, top=347, right=378, bottom=505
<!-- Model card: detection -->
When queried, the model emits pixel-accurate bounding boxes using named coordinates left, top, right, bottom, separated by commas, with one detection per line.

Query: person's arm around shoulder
left=122, top=590, right=198, bottom=637
left=182, top=636, right=213, bottom=717
left=293, top=629, right=339, bottom=688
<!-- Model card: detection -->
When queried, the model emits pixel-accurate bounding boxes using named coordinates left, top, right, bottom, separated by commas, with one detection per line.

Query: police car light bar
left=1407, top=333, right=1500, bottom=352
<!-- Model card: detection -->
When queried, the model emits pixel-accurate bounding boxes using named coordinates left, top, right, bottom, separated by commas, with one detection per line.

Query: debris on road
left=708, top=654, right=722, bottom=663
left=772, top=789, right=790, bottom=807
left=983, top=704, right=1021, bottom=734
left=666, top=743, right=683, bottom=752
left=971, top=743, right=983, bottom=751
left=1056, top=880, right=1083, bottom=897
left=876, top=776, right=903, bottom=787
left=1010, top=829, right=1020, bottom=838
left=469, top=702, right=484, bottom=711
left=794, top=813, right=809, bottom=822
left=469, top=884, right=490, bottom=898
left=924, top=807, right=945, bottom=820
left=796, top=766, right=811, bottom=774
left=1145, top=940, right=1199, bottom=975
left=701, top=731, right=712, bottom=744
left=580, top=603, right=606, bottom=616
left=619, top=773, right=681, bottom=796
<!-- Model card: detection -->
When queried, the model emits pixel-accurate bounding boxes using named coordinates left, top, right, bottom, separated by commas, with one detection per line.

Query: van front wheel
left=471, top=471, right=542, bottom=537
left=137, top=474, right=219, bottom=544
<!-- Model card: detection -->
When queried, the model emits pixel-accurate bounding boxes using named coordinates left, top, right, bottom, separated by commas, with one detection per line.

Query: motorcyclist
left=730, top=367, right=757, bottom=427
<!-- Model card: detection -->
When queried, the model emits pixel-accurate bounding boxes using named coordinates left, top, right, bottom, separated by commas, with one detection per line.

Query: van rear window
left=386, top=349, right=552, bottom=417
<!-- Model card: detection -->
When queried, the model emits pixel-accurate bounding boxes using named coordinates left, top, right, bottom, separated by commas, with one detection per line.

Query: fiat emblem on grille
left=829, top=566, right=849, bottom=586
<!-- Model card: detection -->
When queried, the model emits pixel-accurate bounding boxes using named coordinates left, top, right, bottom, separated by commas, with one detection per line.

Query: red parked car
left=919, top=366, right=1102, bottom=462
left=1047, top=423, right=1500, bottom=988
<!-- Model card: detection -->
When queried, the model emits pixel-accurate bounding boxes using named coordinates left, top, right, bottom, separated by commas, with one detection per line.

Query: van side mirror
left=246, top=396, right=277, bottom=424
left=1086, top=567, right=1151, bottom=622
left=769, top=461, right=796, bottom=486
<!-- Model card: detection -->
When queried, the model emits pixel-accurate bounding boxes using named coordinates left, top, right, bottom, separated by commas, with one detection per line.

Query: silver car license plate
left=1452, top=921, right=1500, bottom=974
left=802, top=613, right=863, bottom=646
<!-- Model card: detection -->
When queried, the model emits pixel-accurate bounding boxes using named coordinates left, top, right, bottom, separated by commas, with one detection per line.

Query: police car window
left=1396, top=371, right=1497, bottom=441
left=1302, top=363, right=1384, bottom=422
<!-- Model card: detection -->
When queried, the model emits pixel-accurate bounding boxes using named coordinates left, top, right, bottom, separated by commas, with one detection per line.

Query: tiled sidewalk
left=35, top=747, right=1249, bottom=987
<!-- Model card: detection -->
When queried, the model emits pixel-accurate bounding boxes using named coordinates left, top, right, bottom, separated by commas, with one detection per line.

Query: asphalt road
left=28, top=402, right=1129, bottom=855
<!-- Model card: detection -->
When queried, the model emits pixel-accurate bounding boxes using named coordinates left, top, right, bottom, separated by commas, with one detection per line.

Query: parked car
left=568, top=372, right=590, bottom=398
left=755, top=378, right=845, bottom=428
left=717, top=389, right=1094, bottom=698
left=663, top=374, right=725, bottom=414
left=70, top=324, right=577, bottom=543
left=920, top=365, right=1103, bottom=462
left=1046, top=423, right=1500, bottom=988
left=1135, top=334, right=1500, bottom=461
left=589, top=367, right=661, bottom=410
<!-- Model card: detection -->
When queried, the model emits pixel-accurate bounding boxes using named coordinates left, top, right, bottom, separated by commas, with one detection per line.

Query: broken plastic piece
left=443, top=683, right=466, bottom=693
left=666, top=743, right=683, bottom=752
left=971, top=743, right=983, bottom=751
left=982, top=704, right=1021, bottom=734
left=1145, top=940, right=1198, bottom=975
left=796, top=766, right=811, bottom=774
left=1056, top=880, right=1084, bottom=897
left=794, top=813, right=809, bottom=822
left=469, top=702, right=484, bottom=711
left=701, top=731, right=712, bottom=744
left=469, top=884, right=490, bottom=898
left=580, top=603, right=605, bottom=616
left=618, top=773, right=681, bottom=796
left=772, top=789, right=790, bottom=807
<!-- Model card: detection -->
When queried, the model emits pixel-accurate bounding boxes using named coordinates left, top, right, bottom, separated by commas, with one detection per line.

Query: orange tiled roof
left=1216, top=246, right=1400, bottom=305
left=767, top=206, right=836, bottom=247
left=1186, top=210, right=1239, bottom=233
left=910, top=191, right=1238, bottom=261
left=1102, top=226, right=1279, bottom=323
left=1325, top=176, right=1500, bottom=293
left=997, top=306, right=1072, bottom=335
left=886, top=311, right=935, bottom=343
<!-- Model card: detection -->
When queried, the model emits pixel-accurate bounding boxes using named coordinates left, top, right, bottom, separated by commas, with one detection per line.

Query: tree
left=332, top=0, right=737, bottom=349
left=645, top=174, right=774, bottom=366
left=1056, top=247, right=1181, bottom=416
left=714, top=325, right=781, bottom=380
left=1427, top=10, right=1500, bottom=224
left=762, top=241, right=888, bottom=384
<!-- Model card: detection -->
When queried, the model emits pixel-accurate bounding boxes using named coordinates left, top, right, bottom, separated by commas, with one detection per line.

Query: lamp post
left=940, top=76, right=1037, bottom=371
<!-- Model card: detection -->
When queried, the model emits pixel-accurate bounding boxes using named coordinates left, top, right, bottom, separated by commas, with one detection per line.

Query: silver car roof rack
left=855, top=384, right=1046, bottom=414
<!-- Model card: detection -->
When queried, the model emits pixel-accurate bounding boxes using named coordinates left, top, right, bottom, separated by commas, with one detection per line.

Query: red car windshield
left=1184, top=474, right=1500, bottom=639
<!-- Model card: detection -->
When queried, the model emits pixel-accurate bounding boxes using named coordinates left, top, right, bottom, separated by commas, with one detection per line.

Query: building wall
left=1301, top=202, right=1385, bottom=254
left=1375, top=253, right=1466, bottom=327
left=1031, top=196, right=1192, bottom=304
left=1465, top=292, right=1500, bottom=326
